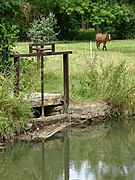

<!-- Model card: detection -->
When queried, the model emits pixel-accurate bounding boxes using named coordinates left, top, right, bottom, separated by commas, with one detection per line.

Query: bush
left=0, top=19, right=19, bottom=73
left=27, top=13, right=58, bottom=42
left=68, top=28, right=96, bottom=41
left=0, top=69, right=33, bottom=138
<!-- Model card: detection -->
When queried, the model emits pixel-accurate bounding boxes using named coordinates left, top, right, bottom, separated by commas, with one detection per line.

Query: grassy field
left=17, top=40, right=135, bottom=73
left=16, top=40, right=135, bottom=97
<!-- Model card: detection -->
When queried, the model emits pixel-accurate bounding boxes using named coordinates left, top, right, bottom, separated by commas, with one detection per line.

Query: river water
left=0, top=123, right=135, bottom=180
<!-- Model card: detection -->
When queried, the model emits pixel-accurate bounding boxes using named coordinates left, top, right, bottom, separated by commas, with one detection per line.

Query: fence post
left=41, top=55, right=45, bottom=117
left=90, top=41, right=93, bottom=63
left=63, top=54, right=69, bottom=113
left=52, top=44, right=55, bottom=52
left=29, top=44, right=32, bottom=53
left=14, top=56, right=20, bottom=95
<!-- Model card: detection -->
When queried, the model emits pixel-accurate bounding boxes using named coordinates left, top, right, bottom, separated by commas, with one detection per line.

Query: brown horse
left=96, top=33, right=111, bottom=50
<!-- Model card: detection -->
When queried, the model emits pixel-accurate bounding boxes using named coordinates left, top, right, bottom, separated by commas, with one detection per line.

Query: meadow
left=0, top=39, right=135, bottom=136
left=16, top=40, right=135, bottom=101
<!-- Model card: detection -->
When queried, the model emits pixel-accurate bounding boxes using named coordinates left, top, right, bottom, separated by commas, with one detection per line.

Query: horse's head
left=107, top=33, right=111, bottom=41
left=108, top=33, right=111, bottom=41
left=104, top=32, right=111, bottom=41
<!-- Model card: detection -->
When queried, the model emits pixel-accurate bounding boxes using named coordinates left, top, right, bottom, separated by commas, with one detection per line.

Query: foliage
left=108, top=5, right=135, bottom=39
left=0, top=70, right=33, bottom=136
left=0, top=0, right=22, bottom=17
left=0, top=0, right=31, bottom=24
left=0, top=19, right=19, bottom=73
left=0, top=0, right=135, bottom=40
left=19, top=58, right=41, bottom=93
left=0, top=40, right=135, bottom=136
left=58, top=0, right=135, bottom=39
left=0, top=0, right=32, bottom=42
left=71, top=60, right=135, bottom=110
left=89, top=1, right=130, bottom=27
left=27, top=13, right=58, bottom=42
left=69, top=28, right=95, bottom=41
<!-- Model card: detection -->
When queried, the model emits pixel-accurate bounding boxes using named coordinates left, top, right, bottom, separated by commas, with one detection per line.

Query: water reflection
left=0, top=125, right=135, bottom=179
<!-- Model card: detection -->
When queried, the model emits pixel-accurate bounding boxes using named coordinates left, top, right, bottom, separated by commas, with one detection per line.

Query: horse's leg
left=103, top=43, right=107, bottom=50
left=96, top=41, right=99, bottom=49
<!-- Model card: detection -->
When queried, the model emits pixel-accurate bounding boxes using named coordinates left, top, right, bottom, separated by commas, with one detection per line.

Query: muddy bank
left=14, top=100, right=112, bottom=141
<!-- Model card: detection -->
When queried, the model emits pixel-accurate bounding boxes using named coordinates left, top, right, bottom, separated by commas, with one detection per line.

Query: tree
left=89, top=1, right=131, bottom=34
left=0, top=19, right=19, bottom=73
left=27, top=13, right=58, bottom=42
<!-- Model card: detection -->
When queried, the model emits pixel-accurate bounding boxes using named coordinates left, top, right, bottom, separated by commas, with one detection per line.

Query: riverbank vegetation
left=0, top=40, right=135, bottom=138
left=1, top=0, right=135, bottom=138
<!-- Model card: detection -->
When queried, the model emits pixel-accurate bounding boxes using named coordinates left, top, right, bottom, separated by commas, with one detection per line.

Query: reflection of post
left=63, top=54, right=69, bottom=113
left=42, top=141, right=45, bottom=180
left=64, top=131, right=70, bottom=180
left=41, top=55, right=45, bottom=117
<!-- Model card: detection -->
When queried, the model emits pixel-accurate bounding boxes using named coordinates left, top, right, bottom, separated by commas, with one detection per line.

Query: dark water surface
left=0, top=124, right=135, bottom=180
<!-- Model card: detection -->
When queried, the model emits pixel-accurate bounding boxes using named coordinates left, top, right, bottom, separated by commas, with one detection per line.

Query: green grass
left=0, top=40, right=134, bottom=136
left=16, top=40, right=135, bottom=96
left=15, top=40, right=135, bottom=110
left=17, top=39, right=135, bottom=69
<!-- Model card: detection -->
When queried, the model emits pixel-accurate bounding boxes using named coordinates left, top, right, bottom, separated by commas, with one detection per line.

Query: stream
left=0, top=123, right=135, bottom=180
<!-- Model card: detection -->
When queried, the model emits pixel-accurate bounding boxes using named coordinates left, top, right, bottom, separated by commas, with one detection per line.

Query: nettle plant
left=0, top=19, right=19, bottom=73
left=27, top=13, right=58, bottom=42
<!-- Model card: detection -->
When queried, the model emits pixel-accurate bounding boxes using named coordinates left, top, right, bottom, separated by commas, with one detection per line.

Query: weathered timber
left=10, top=51, right=72, bottom=58
left=29, top=43, right=55, bottom=53
left=11, top=50, right=72, bottom=116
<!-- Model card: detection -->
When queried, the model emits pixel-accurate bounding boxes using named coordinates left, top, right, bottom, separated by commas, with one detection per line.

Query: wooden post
left=90, top=41, right=93, bottom=63
left=63, top=54, right=69, bottom=113
left=52, top=44, right=55, bottom=52
left=29, top=44, right=32, bottom=53
left=41, top=55, right=45, bottom=117
left=37, top=47, right=40, bottom=69
left=14, top=56, right=20, bottom=95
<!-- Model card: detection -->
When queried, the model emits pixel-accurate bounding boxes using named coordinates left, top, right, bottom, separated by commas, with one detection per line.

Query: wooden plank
left=32, top=48, right=52, bottom=51
left=29, top=43, right=55, bottom=46
left=10, top=51, right=72, bottom=58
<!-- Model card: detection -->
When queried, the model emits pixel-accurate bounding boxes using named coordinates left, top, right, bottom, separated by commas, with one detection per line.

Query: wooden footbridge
left=11, top=43, right=72, bottom=116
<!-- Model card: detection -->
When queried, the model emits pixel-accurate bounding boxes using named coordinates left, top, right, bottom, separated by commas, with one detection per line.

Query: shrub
left=68, top=28, right=96, bottom=41
left=0, top=19, right=19, bottom=73
left=27, top=13, right=58, bottom=43
left=0, top=69, right=33, bottom=138
left=71, top=60, right=135, bottom=111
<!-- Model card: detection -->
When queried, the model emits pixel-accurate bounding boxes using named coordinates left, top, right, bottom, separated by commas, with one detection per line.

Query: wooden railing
left=11, top=50, right=72, bottom=116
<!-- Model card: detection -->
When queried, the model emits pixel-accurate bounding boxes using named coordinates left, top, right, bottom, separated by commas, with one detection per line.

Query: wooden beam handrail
left=11, top=51, right=72, bottom=58
left=29, top=43, right=55, bottom=53
left=29, top=43, right=55, bottom=46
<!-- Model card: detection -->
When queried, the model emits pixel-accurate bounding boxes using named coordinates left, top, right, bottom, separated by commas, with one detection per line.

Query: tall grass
left=0, top=69, right=33, bottom=139
left=70, top=59, right=135, bottom=107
